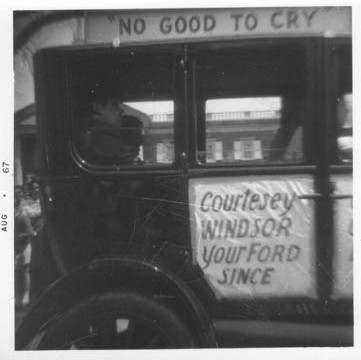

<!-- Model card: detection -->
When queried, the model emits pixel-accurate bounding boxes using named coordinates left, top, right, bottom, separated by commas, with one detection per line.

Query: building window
left=234, top=138, right=263, bottom=161
left=206, top=139, right=223, bottom=162
left=156, top=141, right=174, bottom=163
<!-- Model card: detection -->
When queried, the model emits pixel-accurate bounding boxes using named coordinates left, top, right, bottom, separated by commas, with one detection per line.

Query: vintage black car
left=16, top=7, right=352, bottom=349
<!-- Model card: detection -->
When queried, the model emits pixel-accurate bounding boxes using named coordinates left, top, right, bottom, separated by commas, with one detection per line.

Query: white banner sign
left=332, top=174, right=353, bottom=299
left=189, top=175, right=316, bottom=299
left=85, top=7, right=351, bottom=44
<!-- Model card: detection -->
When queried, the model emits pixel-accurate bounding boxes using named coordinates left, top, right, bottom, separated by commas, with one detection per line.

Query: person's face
left=93, top=98, right=124, bottom=127
left=25, top=174, right=33, bottom=184
left=117, top=142, right=140, bottom=164
left=30, top=182, right=40, bottom=200
left=123, top=125, right=144, bottom=161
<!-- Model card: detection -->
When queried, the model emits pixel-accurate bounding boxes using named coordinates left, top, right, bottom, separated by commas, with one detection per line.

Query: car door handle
left=330, top=194, right=353, bottom=200
left=298, top=193, right=322, bottom=200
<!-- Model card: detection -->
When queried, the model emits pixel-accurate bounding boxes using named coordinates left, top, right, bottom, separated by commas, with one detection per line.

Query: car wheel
left=34, top=291, right=195, bottom=349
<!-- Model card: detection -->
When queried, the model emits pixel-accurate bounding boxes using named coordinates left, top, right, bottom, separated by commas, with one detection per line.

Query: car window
left=71, top=50, right=176, bottom=167
left=195, top=43, right=308, bottom=164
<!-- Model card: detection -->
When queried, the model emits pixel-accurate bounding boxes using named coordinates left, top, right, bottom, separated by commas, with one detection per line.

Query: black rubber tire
left=35, top=291, right=195, bottom=349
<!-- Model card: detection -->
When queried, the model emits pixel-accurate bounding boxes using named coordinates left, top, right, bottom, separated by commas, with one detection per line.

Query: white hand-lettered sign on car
left=189, top=175, right=316, bottom=299
left=85, top=8, right=351, bottom=45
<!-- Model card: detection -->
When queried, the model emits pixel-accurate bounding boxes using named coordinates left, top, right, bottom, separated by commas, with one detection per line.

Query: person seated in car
left=79, top=83, right=144, bottom=165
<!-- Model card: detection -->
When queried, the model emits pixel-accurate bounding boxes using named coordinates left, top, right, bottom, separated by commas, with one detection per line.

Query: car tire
left=35, top=291, right=195, bottom=349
